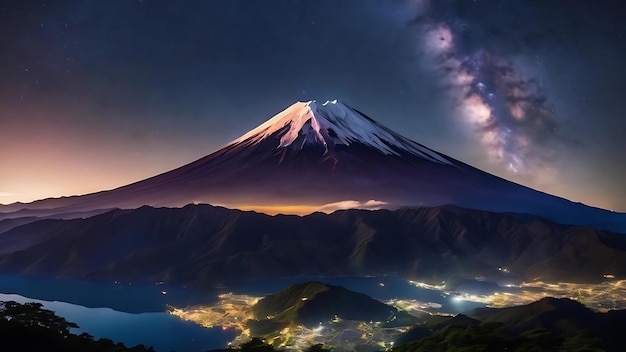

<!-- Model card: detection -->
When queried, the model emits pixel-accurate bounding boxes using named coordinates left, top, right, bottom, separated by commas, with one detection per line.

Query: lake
left=0, top=274, right=486, bottom=351
left=0, top=291, right=237, bottom=352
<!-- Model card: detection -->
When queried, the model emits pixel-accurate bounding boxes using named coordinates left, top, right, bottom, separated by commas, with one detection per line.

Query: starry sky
left=1, top=0, right=625, bottom=212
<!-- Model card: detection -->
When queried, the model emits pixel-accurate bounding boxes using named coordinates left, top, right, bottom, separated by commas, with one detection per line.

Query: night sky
left=1, top=0, right=625, bottom=212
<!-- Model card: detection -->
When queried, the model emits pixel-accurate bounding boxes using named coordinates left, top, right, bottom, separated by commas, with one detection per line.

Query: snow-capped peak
left=230, top=100, right=451, bottom=165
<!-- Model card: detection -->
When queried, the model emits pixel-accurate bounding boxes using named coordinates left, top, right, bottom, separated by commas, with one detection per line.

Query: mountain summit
left=230, top=100, right=450, bottom=164
left=1, top=100, right=625, bottom=232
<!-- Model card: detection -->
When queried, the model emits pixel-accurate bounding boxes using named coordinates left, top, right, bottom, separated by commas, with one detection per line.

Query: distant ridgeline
left=0, top=204, right=625, bottom=287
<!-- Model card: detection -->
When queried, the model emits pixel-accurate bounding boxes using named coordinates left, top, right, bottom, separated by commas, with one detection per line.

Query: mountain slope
left=1, top=100, right=624, bottom=232
left=0, top=204, right=625, bottom=286
left=395, top=297, right=626, bottom=352
left=468, top=297, right=597, bottom=335
left=250, top=281, right=400, bottom=329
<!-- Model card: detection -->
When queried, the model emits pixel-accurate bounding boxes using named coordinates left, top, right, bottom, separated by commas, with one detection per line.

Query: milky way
left=413, top=1, right=565, bottom=183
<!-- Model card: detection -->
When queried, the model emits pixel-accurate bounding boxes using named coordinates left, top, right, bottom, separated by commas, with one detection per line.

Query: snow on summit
left=231, top=100, right=451, bottom=165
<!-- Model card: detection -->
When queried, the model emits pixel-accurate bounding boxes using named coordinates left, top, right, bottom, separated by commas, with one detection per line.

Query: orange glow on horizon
left=224, top=199, right=389, bottom=216
left=224, top=204, right=332, bottom=216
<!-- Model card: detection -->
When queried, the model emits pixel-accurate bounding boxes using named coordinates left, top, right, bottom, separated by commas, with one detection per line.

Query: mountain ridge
left=1, top=203, right=624, bottom=287
left=395, top=296, right=626, bottom=351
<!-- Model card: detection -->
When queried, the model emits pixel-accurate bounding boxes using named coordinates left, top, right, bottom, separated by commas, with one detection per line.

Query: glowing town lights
left=169, top=278, right=626, bottom=351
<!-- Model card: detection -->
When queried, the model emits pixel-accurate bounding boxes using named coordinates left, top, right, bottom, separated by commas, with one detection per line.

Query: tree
left=239, top=337, right=279, bottom=352
left=306, top=343, right=332, bottom=352
left=0, top=300, right=79, bottom=336
left=0, top=300, right=155, bottom=352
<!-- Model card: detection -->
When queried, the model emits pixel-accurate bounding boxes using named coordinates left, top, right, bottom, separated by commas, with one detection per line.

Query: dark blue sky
left=1, top=0, right=625, bottom=211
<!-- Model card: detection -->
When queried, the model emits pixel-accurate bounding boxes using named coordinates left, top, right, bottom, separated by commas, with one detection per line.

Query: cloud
left=0, top=192, right=14, bottom=197
left=318, top=200, right=388, bottom=213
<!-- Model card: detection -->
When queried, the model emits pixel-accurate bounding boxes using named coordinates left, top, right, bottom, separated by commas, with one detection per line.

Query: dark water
left=0, top=292, right=237, bottom=352
left=0, top=274, right=489, bottom=351
left=0, top=274, right=218, bottom=313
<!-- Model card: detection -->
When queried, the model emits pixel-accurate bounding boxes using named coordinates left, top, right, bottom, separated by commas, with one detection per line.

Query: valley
left=170, top=277, right=626, bottom=351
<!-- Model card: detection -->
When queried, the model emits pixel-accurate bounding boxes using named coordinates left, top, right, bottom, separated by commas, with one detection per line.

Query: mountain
left=1, top=100, right=624, bottom=233
left=395, top=297, right=626, bottom=352
left=467, top=297, right=598, bottom=335
left=248, top=281, right=409, bottom=334
left=1, top=204, right=625, bottom=286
